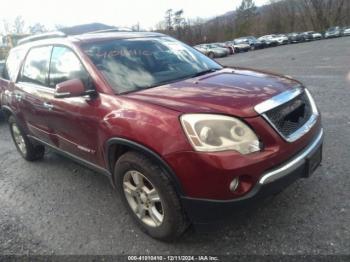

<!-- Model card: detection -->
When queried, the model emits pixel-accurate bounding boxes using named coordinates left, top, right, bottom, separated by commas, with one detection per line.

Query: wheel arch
left=1, top=105, right=14, bottom=120
left=106, top=138, right=185, bottom=197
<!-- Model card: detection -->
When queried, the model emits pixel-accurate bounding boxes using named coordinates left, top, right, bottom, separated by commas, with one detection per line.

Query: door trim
left=28, top=135, right=111, bottom=178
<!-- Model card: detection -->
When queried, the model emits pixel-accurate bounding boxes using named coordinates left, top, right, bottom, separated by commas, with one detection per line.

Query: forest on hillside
left=155, top=0, right=350, bottom=45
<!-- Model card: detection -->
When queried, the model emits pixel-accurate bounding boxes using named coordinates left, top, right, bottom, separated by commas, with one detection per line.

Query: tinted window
left=81, top=37, right=221, bottom=94
left=49, top=46, right=89, bottom=87
left=3, top=49, right=26, bottom=81
left=20, top=46, right=52, bottom=86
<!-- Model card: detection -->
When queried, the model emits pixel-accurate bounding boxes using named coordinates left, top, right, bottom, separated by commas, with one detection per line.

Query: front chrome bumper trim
left=259, top=128, right=324, bottom=185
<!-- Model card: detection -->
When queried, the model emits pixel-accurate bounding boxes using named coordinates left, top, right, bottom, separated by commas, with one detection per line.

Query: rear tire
left=8, top=116, right=45, bottom=161
left=114, top=151, right=190, bottom=241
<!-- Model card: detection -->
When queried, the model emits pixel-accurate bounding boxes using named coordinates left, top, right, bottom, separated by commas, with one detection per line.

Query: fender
left=106, top=138, right=185, bottom=197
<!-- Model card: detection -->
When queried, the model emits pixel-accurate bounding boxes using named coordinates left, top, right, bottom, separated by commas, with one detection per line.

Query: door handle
left=14, top=93, right=22, bottom=101
left=43, top=102, right=54, bottom=111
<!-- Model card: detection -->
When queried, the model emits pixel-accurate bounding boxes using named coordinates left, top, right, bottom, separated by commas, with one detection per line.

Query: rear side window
left=49, top=46, right=89, bottom=87
left=3, top=49, right=26, bottom=81
left=20, top=46, right=52, bottom=86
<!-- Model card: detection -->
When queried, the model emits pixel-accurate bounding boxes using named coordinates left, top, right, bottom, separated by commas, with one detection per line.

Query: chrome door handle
left=14, top=93, right=22, bottom=101
left=43, top=102, right=54, bottom=111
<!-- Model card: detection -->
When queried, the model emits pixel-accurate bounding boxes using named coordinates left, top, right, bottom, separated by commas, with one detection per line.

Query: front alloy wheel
left=114, top=151, right=189, bottom=241
left=123, top=170, right=164, bottom=227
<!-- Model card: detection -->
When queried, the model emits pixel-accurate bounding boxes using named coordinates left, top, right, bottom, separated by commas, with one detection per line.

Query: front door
left=46, top=46, right=101, bottom=165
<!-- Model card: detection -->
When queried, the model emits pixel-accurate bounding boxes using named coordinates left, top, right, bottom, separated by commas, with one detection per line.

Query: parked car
left=258, top=35, right=279, bottom=47
left=343, top=27, right=350, bottom=36
left=0, top=31, right=323, bottom=240
left=301, top=32, right=314, bottom=41
left=325, top=27, right=342, bottom=38
left=213, top=43, right=234, bottom=55
left=259, top=34, right=288, bottom=46
left=287, top=32, right=305, bottom=43
left=234, top=36, right=265, bottom=50
left=194, top=44, right=228, bottom=58
left=231, top=39, right=251, bottom=52
left=309, top=31, right=323, bottom=40
left=194, top=45, right=210, bottom=56
left=274, top=34, right=289, bottom=45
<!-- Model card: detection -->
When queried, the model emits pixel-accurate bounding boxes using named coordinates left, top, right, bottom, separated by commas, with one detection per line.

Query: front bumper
left=181, top=129, right=324, bottom=223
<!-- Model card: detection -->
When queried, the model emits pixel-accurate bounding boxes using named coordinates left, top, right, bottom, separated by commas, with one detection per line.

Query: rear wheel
left=8, top=116, right=45, bottom=161
left=114, top=151, right=189, bottom=241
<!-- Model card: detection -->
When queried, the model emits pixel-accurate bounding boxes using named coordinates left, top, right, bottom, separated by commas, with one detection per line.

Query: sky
left=1, top=0, right=268, bottom=33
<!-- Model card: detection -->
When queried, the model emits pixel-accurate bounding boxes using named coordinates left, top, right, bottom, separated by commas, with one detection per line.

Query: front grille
left=264, top=91, right=312, bottom=138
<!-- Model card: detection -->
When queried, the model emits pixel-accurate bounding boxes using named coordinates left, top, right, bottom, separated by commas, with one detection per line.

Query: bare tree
left=174, top=10, right=186, bottom=28
left=155, top=0, right=349, bottom=45
left=2, top=20, right=11, bottom=34
left=29, top=23, right=47, bottom=34
left=165, top=9, right=174, bottom=31
left=13, top=16, right=25, bottom=34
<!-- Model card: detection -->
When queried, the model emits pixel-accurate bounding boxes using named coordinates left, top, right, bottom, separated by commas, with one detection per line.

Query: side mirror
left=54, top=79, right=86, bottom=99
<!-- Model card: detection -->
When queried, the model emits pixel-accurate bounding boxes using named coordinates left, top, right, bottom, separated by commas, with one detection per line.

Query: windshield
left=81, top=36, right=222, bottom=94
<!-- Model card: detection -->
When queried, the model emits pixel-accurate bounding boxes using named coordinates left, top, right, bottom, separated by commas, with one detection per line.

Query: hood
left=124, top=68, right=301, bottom=118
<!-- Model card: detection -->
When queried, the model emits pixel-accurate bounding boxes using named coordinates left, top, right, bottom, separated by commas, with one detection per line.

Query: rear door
left=0, top=48, right=27, bottom=114
left=15, top=45, right=54, bottom=144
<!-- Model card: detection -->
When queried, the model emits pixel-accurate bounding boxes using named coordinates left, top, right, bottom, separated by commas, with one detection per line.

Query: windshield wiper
left=191, top=68, right=220, bottom=77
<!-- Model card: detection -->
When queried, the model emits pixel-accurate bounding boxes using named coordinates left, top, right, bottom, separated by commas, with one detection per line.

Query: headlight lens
left=180, top=114, right=261, bottom=154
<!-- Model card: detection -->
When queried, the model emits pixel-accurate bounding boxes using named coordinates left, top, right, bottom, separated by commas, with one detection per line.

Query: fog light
left=229, top=178, right=240, bottom=192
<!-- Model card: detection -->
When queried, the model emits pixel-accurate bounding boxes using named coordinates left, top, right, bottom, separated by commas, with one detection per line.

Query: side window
left=3, top=48, right=26, bottom=81
left=49, top=46, right=89, bottom=88
left=20, top=46, right=52, bottom=86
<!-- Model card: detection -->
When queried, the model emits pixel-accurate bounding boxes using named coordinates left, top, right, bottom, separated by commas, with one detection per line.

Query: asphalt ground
left=0, top=36, right=349, bottom=256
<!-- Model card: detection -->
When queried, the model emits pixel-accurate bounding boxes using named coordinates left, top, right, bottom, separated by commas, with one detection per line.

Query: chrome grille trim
left=254, top=85, right=303, bottom=114
left=255, top=87, right=319, bottom=143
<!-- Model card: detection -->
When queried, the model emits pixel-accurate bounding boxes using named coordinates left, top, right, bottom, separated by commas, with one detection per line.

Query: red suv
left=0, top=31, right=323, bottom=240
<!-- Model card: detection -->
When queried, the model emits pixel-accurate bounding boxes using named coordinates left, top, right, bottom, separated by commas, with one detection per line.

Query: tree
left=2, top=20, right=10, bottom=34
left=165, top=9, right=174, bottom=31
left=13, top=16, right=25, bottom=34
left=29, top=23, right=46, bottom=34
left=174, top=9, right=185, bottom=28
left=235, top=0, right=258, bottom=36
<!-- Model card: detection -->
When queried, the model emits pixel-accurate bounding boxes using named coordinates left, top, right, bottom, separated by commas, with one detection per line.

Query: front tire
left=114, top=151, right=189, bottom=241
left=8, top=116, right=45, bottom=161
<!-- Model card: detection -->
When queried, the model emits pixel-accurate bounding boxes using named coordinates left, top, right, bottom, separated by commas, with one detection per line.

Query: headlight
left=180, top=114, right=261, bottom=154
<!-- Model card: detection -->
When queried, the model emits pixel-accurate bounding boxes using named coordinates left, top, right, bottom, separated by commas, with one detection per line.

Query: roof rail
left=86, top=28, right=133, bottom=34
left=17, top=31, right=66, bottom=45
